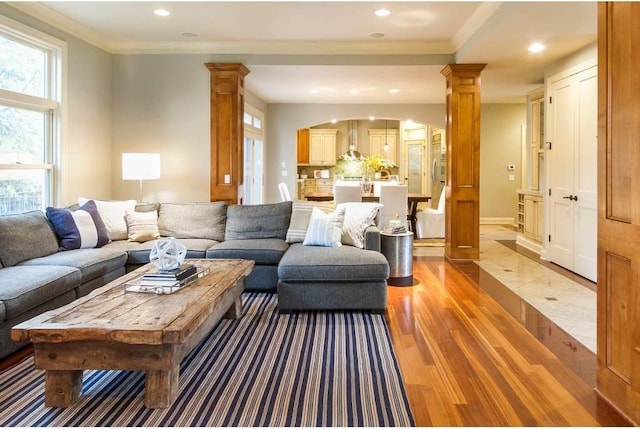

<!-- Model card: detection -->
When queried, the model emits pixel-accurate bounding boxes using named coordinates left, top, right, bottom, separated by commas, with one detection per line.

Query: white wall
left=0, top=4, right=113, bottom=206
left=480, top=104, right=527, bottom=221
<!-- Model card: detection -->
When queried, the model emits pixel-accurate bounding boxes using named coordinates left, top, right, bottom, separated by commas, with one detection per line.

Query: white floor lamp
left=122, top=153, right=161, bottom=202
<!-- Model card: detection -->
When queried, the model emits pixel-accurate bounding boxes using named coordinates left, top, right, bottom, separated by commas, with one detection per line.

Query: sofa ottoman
left=277, top=243, right=390, bottom=313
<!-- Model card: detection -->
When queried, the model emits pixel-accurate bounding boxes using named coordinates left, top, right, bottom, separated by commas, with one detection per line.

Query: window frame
left=0, top=14, right=67, bottom=211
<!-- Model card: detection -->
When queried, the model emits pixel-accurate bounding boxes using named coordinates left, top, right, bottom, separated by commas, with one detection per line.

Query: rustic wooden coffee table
left=11, top=258, right=254, bottom=409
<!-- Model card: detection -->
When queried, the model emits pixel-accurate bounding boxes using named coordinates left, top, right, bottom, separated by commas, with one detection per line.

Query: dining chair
left=334, top=184, right=362, bottom=205
left=278, top=182, right=292, bottom=201
left=378, top=184, right=408, bottom=229
left=416, top=188, right=445, bottom=238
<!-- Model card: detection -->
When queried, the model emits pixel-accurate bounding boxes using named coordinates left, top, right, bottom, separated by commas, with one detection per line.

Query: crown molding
left=112, top=40, right=455, bottom=55
left=8, top=1, right=116, bottom=52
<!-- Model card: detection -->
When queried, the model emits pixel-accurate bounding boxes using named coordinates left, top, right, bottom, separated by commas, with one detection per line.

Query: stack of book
left=390, top=225, right=407, bottom=234
left=139, top=264, right=197, bottom=286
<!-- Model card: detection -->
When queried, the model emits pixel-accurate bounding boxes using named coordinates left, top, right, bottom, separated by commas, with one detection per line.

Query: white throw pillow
left=78, top=198, right=136, bottom=241
left=125, top=210, right=160, bottom=242
left=302, top=206, right=346, bottom=247
left=337, top=202, right=383, bottom=248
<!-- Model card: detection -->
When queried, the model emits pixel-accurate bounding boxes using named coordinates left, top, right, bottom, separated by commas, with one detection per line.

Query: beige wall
left=480, top=104, right=527, bottom=222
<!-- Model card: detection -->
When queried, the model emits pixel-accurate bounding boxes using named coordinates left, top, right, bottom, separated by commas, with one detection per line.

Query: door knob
left=563, top=196, right=572, bottom=200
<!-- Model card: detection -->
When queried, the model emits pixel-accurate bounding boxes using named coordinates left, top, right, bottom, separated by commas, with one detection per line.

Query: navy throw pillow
left=46, top=200, right=110, bottom=251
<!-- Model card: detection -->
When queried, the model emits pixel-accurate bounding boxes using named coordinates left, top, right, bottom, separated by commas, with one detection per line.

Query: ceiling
left=9, top=1, right=597, bottom=104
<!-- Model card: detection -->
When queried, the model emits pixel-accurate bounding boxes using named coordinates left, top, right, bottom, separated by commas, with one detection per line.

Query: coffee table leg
left=45, top=370, right=83, bottom=407
left=145, top=366, right=179, bottom=408
left=224, top=296, right=243, bottom=319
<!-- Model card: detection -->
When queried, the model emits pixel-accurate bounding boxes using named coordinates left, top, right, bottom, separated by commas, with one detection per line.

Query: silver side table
left=380, top=231, right=413, bottom=286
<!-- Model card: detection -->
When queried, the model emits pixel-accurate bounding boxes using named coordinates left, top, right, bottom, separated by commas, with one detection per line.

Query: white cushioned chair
left=334, top=184, right=361, bottom=205
left=378, top=184, right=408, bottom=229
left=416, top=189, right=445, bottom=238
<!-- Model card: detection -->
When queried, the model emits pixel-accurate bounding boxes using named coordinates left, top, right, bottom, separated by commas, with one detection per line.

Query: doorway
left=243, top=137, right=264, bottom=205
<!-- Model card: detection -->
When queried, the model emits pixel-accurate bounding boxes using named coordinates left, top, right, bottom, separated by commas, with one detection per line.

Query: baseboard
left=516, top=234, right=542, bottom=254
left=480, top=217, right=515, bottom=226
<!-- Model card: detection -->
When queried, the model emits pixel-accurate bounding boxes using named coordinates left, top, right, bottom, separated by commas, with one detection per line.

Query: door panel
left=548, top=80, right=575, bottom=269
left=574, top=67, right=598, bottom=281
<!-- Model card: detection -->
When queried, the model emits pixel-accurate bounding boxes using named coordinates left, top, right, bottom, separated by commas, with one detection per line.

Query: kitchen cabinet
left=297, top=128, right=309, bottom=164
left=368, top=129, right=398, bottom=163
left=516, top=190, right=543, bottom=253
left=308, top=129, right=337, bottom=166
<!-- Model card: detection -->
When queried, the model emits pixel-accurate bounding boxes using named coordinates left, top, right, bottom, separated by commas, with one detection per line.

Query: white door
left=406, top=143, right=424, bottom=194
left=547, top=65, right=597, bottom=281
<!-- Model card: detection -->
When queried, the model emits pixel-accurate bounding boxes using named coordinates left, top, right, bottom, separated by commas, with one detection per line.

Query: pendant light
left=383, top=120, right=389, bottom=153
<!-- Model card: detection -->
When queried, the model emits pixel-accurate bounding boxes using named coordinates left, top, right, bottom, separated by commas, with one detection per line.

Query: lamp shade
left=122, top=153, right=161, bottom=180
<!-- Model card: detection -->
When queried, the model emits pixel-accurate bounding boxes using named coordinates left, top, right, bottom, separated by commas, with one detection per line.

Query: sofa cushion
left=278, top=243, right=389, bottom=282
left=46, top=200, right=110, bottom=250
left=125, top=210, right=160, bottom=242
left=158, top=202, right=227, bottom=241
left=206, top=239, right=288, bottom=265
left=78, top=198, right=137, bottom=241
left=0, top=211, right=59, bottom=267
left=124, top=238, right=219, bottom=265
left=0, top=265, right=80, bottom=320
left=302, top=206, right=345, bottom=247
left=225, top=201, right=292, bottom=241
left=19, top=248, right=127, bottom=283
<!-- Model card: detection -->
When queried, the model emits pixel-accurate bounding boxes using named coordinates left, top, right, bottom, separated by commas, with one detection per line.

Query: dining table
left=305, top=192, right=431, bottom=235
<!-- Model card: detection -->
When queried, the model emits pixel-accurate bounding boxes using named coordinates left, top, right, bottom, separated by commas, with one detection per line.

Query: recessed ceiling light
left=181, top=32, right=198, bottom=38
left=330, top=118, right=337, bottom=124
left=349, top=89, right=359, bottom=94
left=369, top=116, right=375, bottom=121
left=528, top=42, right=545, bottom=53
left=375, top=8, right=391, bottom=17
left=389, top=88, right=400, bottom=94
left=310, top=89, right=320, bottom=94
left=369, top=32, right=385, bottom=39
left=153, top=8, right=170, bottom=17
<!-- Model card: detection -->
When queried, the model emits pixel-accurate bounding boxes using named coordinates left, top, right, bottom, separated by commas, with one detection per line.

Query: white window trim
left=0, top=14, right=68, bottom=208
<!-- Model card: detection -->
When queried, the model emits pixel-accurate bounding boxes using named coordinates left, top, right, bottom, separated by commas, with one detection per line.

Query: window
left=0, top=16, right=65, bottom=215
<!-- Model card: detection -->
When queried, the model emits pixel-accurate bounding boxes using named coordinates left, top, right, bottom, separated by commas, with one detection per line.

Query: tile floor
left=413, top=225, right=597, bottom=353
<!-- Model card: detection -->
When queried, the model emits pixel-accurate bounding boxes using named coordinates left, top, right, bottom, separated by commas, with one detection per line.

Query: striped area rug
left=0, top=293, right=414, bottom=427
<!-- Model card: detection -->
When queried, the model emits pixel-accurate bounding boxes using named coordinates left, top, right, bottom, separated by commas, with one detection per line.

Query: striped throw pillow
left=46, top=200, right=110, bottom=250
left=285, top=201, right=335, bottom=243
left=302, top=206, right=346, bottom=247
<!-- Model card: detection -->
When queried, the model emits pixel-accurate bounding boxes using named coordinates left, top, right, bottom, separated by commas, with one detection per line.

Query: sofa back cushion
left=158, top=202, right=227, bottom=242
left=226, top=201, right=292, bottom=240
left=0, top=211, right=59, bottom=266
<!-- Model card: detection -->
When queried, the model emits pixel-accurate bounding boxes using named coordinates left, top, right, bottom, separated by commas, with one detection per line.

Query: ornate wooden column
left=440, top=64, right=486, bottom=260
left=205, top=63, right=250, bottom=204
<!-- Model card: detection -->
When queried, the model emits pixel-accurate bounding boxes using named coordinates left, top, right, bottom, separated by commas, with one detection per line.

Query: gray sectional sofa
left=0, top=200, right=389, bottom=359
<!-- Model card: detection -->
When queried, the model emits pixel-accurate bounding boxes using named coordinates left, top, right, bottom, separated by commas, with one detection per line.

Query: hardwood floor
left=387, top=255, right=629, bottom=426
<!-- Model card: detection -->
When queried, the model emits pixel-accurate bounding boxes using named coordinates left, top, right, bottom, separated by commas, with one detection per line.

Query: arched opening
left=295, top=117, right=445, bottom=207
